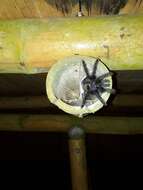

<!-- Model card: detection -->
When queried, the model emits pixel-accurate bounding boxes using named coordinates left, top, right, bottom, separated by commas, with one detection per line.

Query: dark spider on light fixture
left=81, top=58, right=115, bottom=108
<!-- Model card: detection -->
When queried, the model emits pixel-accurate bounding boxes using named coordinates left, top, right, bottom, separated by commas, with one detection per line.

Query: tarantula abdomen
left=82, top=76, right=97, bottom=93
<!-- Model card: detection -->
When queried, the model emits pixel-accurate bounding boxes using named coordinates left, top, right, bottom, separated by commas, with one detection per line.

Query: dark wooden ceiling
left=0, top=1, right=142, bottom=130
left=0, top=71, right=143, bottom=117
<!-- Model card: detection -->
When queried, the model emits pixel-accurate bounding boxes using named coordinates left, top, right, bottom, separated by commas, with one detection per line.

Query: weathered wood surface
left=69, top=127, right=88, bottom=190
left=0, top=114, right=143, bottom=134
left=0, top=94, right=142, bottom=111
left=0, top=15, right=143, bottom=73
left=0, top=71, right=142, bottom=133
left=0, top=71, right=142, bottom=96
left=0, top=0, right=142, bottom=19
left=0, top=71, right=142, bottom=115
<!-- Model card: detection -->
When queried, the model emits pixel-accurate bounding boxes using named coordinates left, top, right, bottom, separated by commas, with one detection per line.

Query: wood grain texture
left=0, top=114, right=143, bottom=134
left=0, top=71, right=143, bottom=96
left=0, top=0, right=142, bottom=19
left=0, top=94, right=142, bottom=110
left=69, top=137, right=88, bottom=190
left=0, top=71, right=142, bottom=116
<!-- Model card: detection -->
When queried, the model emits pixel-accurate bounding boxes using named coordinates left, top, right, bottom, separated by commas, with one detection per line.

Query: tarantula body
left=81, top=59, right=115, bottom=108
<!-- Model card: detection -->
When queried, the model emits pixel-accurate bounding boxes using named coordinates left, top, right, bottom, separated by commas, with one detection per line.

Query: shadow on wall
left=45, top=0, right=131, bottom=15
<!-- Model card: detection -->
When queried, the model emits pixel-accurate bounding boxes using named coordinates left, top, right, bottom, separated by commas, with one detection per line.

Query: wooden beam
left=0, top=96, right=51, bottom=109
left=69, top=126, right=88, bottom=190
left=112, top=94, right=143, bottom=107
left=0, top=114, right=143, bottom=134
left=0, top=15, right=143, bottom=74
left=0, top=71, right=143, bottom=96
left=0, top=95, right=142, bottom=110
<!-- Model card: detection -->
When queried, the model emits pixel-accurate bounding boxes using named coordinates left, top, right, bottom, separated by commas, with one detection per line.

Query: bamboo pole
left=69, top=126, right=88, bottom=190
left=0, top=114, right=143, bottom=134
left=0, top=15, right=143, bottom=74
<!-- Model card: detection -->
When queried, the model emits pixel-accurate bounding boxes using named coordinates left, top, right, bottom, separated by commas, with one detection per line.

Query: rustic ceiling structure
left=0, top=0, right=142, bottom=19
left=0, top=0, right=142, bottom=132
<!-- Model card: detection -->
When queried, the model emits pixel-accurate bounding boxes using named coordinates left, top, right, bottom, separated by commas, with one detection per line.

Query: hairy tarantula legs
left=91, top=58, right=100, bottom=76
left=82, top=60, right=90, bottom=77
left=81, top=92, right=89, bottom=108
left=82, top=58, right=100, bottom=77
left=81, top=59, right=115, bottom=108
left=94, top=91, right=107, bottom=106
left=96, top=72, right=114, bottom=82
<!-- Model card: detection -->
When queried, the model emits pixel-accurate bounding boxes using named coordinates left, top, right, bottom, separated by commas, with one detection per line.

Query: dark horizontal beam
left=0, top=114, right=143, bottom=135
left=0, top=96, right=51, bottom=109
left=0, top=71, right=143, bottom=97
left=0, top=95, right=142, bottom=111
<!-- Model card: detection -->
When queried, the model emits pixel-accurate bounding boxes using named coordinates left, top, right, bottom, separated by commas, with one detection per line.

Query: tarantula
left=81, top=58, right=115, bottom=108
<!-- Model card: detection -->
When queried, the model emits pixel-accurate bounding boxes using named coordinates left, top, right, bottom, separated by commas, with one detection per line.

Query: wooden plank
left=0, top=114, right=143, bottom=134
left=0, top=71, right=143, bottom=96
left=0, top=95, right=142, bottom=110
left=0, top=74, right=46, bottom=96
left=112, top=94, right=143, bottom=107
left=0, top=96, right=51, bottom=109
left=116, top=71, right=143, bottom=94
